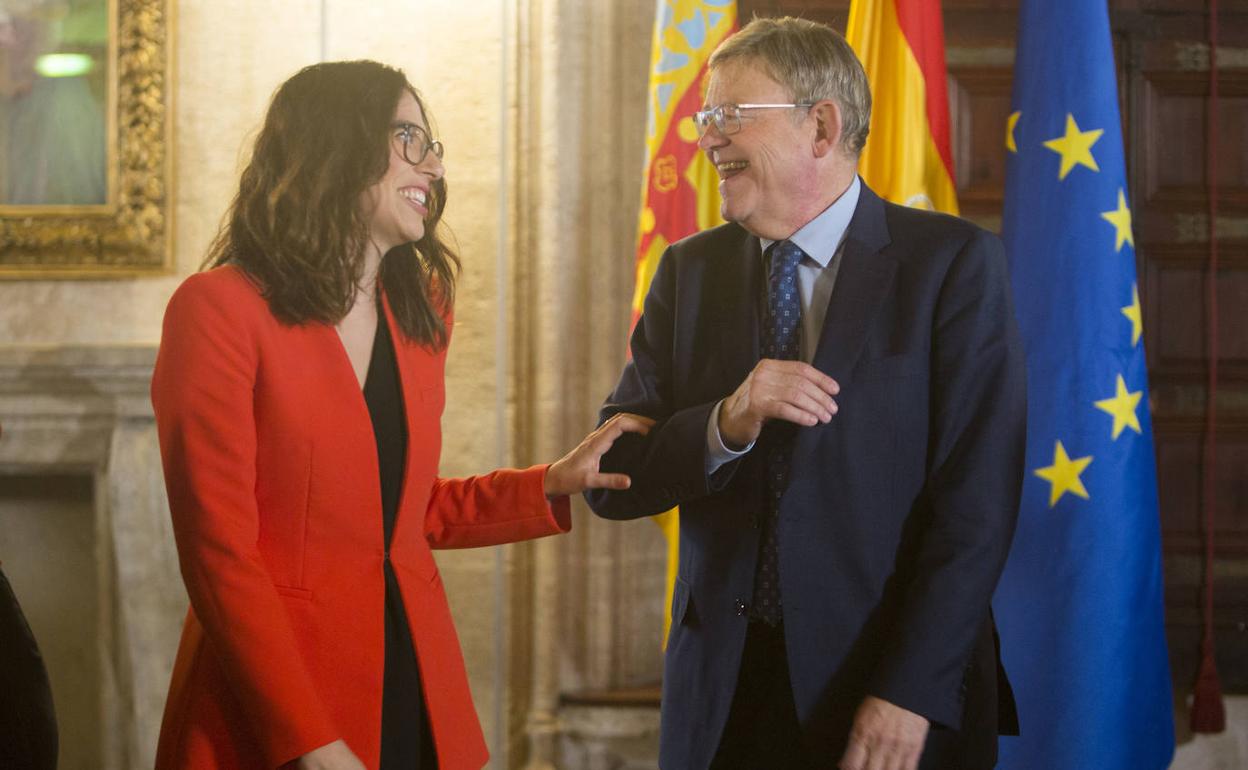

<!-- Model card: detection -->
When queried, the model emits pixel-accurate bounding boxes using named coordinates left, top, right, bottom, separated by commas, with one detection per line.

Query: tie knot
left=769, top=240, right=805, bottom=277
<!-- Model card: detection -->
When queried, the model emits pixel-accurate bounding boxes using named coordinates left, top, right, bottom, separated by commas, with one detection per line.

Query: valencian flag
left=847, top=0, right=958, bottom=213
left=993, top=1, right=1175, bottom=767
left=634, top=0, right=736, bottom=645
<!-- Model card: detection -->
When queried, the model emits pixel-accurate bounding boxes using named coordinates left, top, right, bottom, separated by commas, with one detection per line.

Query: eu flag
left=993, top=1, right=1175, bottom=767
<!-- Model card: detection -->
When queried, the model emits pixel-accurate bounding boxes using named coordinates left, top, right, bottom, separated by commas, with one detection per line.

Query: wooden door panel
left=1145, top=256, right=1248, bottom=372
left=1155, top=429, right=1248, bottom=553
left=949, top=67, right=1012, bottom=216
left=1140, top=71, right=1248, bottom=207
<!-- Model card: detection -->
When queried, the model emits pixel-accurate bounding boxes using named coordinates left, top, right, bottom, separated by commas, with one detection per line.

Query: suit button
left=734, top=599, right=748, bottom=616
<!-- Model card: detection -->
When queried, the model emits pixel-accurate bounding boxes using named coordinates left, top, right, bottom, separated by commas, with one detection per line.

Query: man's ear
left=811, top=99, right=843, bottom=158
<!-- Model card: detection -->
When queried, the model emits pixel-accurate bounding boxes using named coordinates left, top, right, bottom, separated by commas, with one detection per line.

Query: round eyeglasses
left=693, top=103, right=815, bottom=137
left=392, top=122, right=444, bottom=165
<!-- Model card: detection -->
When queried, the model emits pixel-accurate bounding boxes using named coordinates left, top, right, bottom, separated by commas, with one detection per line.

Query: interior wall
left=1, top=1, right=671, bottom=767
left=500, top=0, right=661, bottom=763
left=0, top=475, right=98, bottom=770
left=2, top=0, right=519, bottom=761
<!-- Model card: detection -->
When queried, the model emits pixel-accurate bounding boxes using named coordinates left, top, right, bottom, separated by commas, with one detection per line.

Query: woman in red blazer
left=151, top=61, right=648, bottom=770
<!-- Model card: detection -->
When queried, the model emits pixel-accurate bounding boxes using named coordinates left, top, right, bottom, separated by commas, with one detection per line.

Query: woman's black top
left=363, top=310, right=438, bottom=770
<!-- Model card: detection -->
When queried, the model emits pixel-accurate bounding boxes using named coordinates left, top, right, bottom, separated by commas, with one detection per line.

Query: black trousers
left=380, top=563, right=438, bottom=770
left=710, top=621, right=812, bottom=769
left=709, top=621, right=996, bottom=770
left=0, top=567, right=57, bottom=770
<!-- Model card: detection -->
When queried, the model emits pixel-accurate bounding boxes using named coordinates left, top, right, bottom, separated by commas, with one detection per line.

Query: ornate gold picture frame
left=0, top=0, right=172, bottom=279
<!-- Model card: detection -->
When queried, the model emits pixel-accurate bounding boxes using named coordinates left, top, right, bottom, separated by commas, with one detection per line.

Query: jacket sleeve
left=416, top=302, right=572, bottom=549
left=867, top=229, right=1027, bottom=729
left=585, top=245, right=736, bottom=521
left=151, top=274, right=338, bottom=766
left=424, top=465, right=571, bottom=549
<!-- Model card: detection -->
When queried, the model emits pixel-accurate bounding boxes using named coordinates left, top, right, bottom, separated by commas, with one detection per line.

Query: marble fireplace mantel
left=0, top=344, right=185, bottom=770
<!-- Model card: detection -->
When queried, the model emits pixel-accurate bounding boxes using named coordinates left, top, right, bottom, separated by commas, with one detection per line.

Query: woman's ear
left=811, top=100, right=843, bottom=158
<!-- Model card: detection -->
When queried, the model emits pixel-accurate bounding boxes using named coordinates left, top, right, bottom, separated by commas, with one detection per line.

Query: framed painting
left=0, top=0, right=172, bottom=278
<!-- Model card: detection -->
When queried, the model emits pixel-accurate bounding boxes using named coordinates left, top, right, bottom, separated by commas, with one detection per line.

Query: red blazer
left=151, top=266, right=570, bottom=769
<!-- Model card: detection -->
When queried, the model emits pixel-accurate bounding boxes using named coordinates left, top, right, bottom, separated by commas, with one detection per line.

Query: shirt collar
left=760, top=175, right=861, bottom=268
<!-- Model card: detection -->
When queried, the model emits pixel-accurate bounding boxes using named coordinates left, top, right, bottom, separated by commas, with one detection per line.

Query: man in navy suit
left=587, top=16, right=1026, bottom=770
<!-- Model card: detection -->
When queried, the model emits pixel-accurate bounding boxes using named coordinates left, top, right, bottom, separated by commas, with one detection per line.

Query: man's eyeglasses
left=392, top=122, right=444, bottom=165
left=693, top=103, right=815, bottom=137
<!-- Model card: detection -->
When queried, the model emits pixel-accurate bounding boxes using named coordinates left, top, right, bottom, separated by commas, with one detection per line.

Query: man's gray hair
left=709, top=16, right=872, bottom=156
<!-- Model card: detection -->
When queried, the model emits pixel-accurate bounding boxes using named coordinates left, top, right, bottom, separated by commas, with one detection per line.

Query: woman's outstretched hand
left=543, top=413, right=656, bottom=498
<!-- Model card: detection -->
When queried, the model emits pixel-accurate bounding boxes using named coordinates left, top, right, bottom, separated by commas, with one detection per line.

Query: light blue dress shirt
left=706, top=176, right=862, bottom=471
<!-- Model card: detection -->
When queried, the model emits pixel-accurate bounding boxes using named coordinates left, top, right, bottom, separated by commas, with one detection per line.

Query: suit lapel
left=790, top=184, right=895, bottom=476
left=716, top=228, right=763, bottom=386
left=809, top=182, right=894, bottom=383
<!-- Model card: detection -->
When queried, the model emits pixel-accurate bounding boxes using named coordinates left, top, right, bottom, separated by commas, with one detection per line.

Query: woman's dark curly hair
left=204, top=59, right=459, bottom=349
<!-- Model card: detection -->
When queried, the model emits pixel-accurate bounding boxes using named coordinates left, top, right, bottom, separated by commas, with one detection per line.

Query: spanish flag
left=847, top=0, right=958, bottom=214
left=634, top=0, right=736, bottom=645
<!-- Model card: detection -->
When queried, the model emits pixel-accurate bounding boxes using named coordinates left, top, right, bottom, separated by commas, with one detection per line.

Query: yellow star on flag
left=1006, top=111, right=1021, bottom=153
left=1094, top=374, right=1144, bottom=440
left=1043, top=113, right=1103, bottom=180
left=1034, top=440, right=1093, bottom=508
left=1122, top=283, right=1143, bottom=346
left=1101, top=188, right=1134, bottom=251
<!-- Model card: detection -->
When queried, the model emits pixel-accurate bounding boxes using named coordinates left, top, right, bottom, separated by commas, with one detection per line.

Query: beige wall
left=0, top=476, right=98, bottom=770
left=0, top=0, right=511, bottom=361
left=1, top=0, right=507, bottom=765
left=2, top=1, right=660, bottom=767
left=0, top=1, right=312, bottom=344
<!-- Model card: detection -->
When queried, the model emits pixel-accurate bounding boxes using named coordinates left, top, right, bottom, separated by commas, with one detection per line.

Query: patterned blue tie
left=750, top=239, right=804, bottom=625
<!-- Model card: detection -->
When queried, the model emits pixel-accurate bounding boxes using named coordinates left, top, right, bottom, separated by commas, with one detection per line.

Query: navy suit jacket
left=587, top=183, right=1026, bottom=769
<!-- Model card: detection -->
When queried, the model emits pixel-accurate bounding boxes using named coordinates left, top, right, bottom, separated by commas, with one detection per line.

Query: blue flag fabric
left=993, top=1, right=1175, bottom=768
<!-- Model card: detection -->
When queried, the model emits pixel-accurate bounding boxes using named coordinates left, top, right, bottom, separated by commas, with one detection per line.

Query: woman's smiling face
left=362, top=90, right=445, bottom=253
